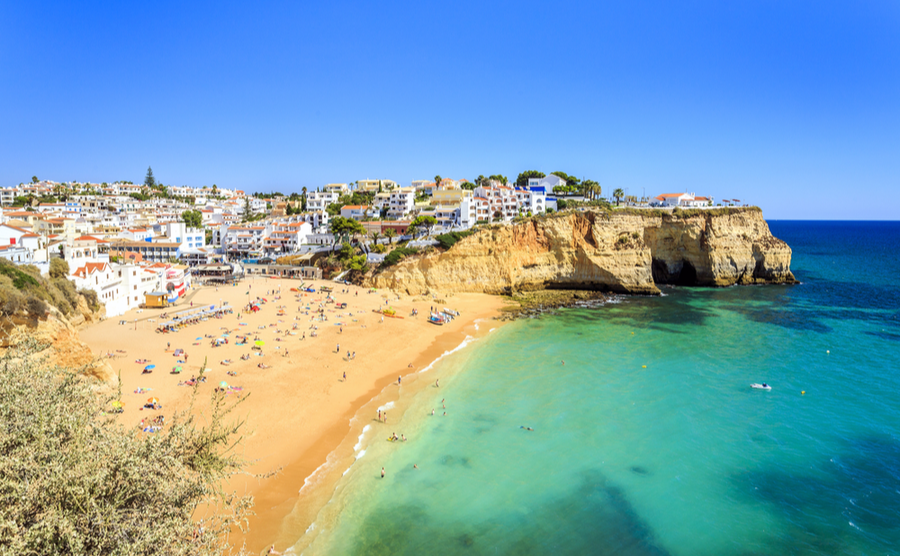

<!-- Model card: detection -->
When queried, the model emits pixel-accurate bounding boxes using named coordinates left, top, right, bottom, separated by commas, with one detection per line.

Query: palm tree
left=384, top=229, right=397, bottom=245
left=370, top=231, right=380, bottom=245
left=613, top=188, right=625, bottom=206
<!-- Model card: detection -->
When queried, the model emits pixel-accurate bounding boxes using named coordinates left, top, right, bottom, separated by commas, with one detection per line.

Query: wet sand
left=78, top=276, right=504, bottom=553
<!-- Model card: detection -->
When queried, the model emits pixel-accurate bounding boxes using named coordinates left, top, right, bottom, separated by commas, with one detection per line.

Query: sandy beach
left=78, top=276, right=505, bottom=553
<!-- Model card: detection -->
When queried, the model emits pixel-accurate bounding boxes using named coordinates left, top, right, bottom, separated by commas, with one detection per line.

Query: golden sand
left=78, top=276, right=504, bottom=553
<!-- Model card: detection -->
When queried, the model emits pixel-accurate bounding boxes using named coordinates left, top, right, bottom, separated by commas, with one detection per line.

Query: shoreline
left=242, top=319, right=496, bottom=553
left=75, top=277, right=506, bottom=555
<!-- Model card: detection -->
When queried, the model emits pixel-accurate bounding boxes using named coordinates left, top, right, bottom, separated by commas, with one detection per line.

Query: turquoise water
left=298, top=221, right=900, bottom=555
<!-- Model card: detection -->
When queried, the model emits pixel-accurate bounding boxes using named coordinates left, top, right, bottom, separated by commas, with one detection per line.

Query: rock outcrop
left=0, top=297, right=111, bottom=380
left=366, top=208, right=796, bottom=296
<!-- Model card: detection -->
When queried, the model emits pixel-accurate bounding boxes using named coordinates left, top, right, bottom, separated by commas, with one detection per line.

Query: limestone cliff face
left=0, top=298, right=111, bottom=380
left=366, top=208, right=795, bottom=296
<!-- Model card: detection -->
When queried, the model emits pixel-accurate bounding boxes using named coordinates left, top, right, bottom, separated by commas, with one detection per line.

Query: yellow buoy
left=642, top=365, right=647, bottom=368
left=802, top=391, right=806, bottom=395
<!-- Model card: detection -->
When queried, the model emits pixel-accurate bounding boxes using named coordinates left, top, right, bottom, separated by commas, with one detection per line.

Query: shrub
left=631, top=231, right=640, bottom=239
left=0, top=260, right=39, bottom=290
left=1, top=289, right=25, bottom=316
left=435, top=231, right=474, bottom=250
left=49, top=258, right=69, bottom=279
left=372, top=243, right=387, bottom=254
left=0, top=339, right=256, bottom=555
left=382, top=247, right=419, bottom=267
left=79, top=288, right=100, bottom=312
left=25, top=295, right=48, bottom=317
left=617, top=236, right=628, bottom=244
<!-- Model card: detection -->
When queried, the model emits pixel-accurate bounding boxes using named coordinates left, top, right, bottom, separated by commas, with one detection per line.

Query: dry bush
left=0, top=340, right=258, bottom=555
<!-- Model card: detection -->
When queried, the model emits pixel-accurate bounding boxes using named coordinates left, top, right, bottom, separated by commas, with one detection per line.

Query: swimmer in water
left=521, top=426, right=534, bottom=431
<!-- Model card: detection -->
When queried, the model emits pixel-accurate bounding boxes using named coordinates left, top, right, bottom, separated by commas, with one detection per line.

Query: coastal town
left=0, top=169, right=743, bottom=318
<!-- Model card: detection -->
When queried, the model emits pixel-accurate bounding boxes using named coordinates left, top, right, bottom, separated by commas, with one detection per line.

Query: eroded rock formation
left=366, top=208, right=795, bottom=296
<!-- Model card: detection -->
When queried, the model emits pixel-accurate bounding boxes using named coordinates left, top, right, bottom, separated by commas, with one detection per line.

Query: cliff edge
left=0, top=297, right=111, bottom=380
left=366, top=207, right=796, bottom=296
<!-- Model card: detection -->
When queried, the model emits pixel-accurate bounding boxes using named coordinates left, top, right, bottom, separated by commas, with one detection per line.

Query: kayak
left=751, top=383, right=772, bottom=390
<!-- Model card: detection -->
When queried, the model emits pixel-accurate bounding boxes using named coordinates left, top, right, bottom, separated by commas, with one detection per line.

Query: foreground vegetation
left=0, top=339, right=256, bottom=555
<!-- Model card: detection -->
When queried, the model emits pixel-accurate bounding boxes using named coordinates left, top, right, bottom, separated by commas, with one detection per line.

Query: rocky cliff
left=0, top=297, right=111, bottom=380
left=366, top=208, right=796, bottom=296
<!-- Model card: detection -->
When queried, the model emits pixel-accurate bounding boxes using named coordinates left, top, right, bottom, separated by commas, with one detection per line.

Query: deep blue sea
left=295, top=221, right=900, bottom=556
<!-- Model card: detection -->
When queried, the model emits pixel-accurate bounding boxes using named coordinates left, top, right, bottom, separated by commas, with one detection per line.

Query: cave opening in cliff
left=675, top=260, right=699, bottom=286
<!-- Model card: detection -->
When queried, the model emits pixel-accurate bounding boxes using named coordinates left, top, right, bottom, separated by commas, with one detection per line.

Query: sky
left=1, top=1, right=898, bottom=219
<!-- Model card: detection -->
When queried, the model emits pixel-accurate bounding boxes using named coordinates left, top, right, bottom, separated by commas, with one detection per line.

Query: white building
left=651, top=193, right=713, bottom=208
left=306, top=190, right=340, bottom=213
left=340, top=205, right=371, bottom=221
left=386, top=188, right=416, bottom=219
left=527, top=174, right=567, bottom=190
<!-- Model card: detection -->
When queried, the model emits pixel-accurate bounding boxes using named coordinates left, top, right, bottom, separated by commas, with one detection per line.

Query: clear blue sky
left=1, top=1, right=898, bottom=219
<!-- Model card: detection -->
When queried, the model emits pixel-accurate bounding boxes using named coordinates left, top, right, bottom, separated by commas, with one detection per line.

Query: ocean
left=292, top=221, right=900, bottom=556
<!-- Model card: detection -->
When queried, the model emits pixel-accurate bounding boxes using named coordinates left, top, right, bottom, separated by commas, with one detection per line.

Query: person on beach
left=267, top=545, right=282, bottom=555
left=432, top=409, right=434, bottom=415
left=401, top=434, right=406, bottom=441
left=398, top=375, right=401, bottom=385
left=378, top=409, right=381, bottom=421
left=336, top=343, right=340, bottom=353
left=413, top=464, right=418, bottom=469
left=435, top=379, right=439, bottom=388
left=343, top=371, right=346, bottom=381
left=381, top=467, right=385, bottom=478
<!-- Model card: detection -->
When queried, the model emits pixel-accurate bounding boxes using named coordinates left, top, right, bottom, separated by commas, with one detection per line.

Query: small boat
left=751, top=383, right=772, bottom=390
left=374, top=308, right=404, bottom=319
left=428, top=314, right=446, bottom=325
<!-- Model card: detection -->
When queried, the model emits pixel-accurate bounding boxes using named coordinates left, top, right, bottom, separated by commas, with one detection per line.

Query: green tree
left=582, top=180, right=600, bottom=200
left=384, top=229, right=397, bottom=244
left=551, top=171, right=580, bottom=187
left=329, top=216, right=366, bottom=238
left=407, top=215, right=437, bottom=237
left=144, top=166, right=156, bottom=188
left=370, top=231, right=380, bottom=245
left=613, top=188, right=625, bottom=206
left=31, top=176, right=38, bottom=184
left=182, top=209, right=202, bottom=228
left=488, top=174, right=509, bottom=185
left=516, top=170, right=545, bottom=187
left=434, top=175, right=442, bottom=187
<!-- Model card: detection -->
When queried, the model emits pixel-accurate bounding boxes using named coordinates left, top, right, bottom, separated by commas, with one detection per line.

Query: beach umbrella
left=174, top=366, right=182, bottom=373
left=144, top=365, right=155, bottom=370
left=147, top=397, right=159, bottom=404
left=255, top=340, right=265, bottom=347
left=219, top=381, right=229, bottom=388
left=196, top=337, right=202, bottom=340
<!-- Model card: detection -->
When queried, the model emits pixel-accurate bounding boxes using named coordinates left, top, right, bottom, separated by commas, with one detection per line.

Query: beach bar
left=144, top=291, right=171, bottom=308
